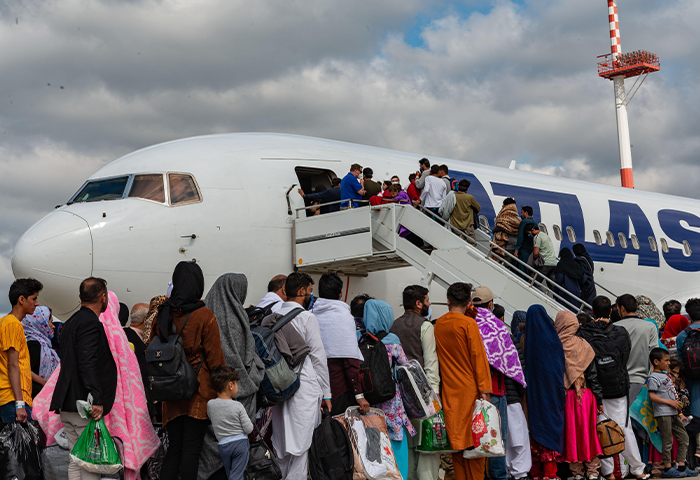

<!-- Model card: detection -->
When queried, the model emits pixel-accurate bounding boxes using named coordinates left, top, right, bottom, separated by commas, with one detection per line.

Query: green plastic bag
left=416, top=411, right=454, bottom=453
left=69, top=412, right=123, bottom=474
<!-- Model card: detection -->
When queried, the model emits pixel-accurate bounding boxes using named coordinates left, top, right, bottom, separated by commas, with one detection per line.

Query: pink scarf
left=33, top=292, right=160, bottom=480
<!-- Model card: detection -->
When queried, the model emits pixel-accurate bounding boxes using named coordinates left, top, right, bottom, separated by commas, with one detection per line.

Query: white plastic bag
left=345, top=407, right=401, bottom=480
left=395, top=360, right=441, bottom=420
left=462, top=399, right=505, bottom=459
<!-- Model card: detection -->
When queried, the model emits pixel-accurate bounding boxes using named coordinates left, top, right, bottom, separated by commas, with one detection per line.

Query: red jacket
left=407, top=181, right=420, bottom=203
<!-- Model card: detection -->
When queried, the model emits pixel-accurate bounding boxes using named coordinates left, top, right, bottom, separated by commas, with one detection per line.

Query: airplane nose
left=12, top=211, right=92, bottom=317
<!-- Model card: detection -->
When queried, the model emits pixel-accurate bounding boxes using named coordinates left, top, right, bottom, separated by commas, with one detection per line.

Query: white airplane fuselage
left=11, top=133, right=700, bottom=318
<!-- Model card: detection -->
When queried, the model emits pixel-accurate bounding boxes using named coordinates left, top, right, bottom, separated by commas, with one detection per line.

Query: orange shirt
left=434, top=310, right=491, bottom=450
left=0, top=314, right=33, bottom=407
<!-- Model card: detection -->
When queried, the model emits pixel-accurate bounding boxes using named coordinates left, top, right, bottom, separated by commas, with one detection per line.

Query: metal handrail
left=412, top=204, right=591, bottom=314
left=294, top=198, right=370, bottom=218
left=594, top=281, right=618, bottom=299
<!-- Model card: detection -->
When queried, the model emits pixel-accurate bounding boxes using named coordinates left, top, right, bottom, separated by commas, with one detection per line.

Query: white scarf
left=312, top=298, right=364, bottom=361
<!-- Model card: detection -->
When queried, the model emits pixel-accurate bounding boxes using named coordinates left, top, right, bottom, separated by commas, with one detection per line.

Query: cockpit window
left=129, top=174, right=165, bottom=203
left=168, top=173, right=201, bottom=205
left=71, top=176, right=129, bottom=203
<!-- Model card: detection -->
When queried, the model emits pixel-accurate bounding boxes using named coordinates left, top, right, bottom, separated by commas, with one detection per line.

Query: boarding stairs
left=292, top=202, right=590, bottom=317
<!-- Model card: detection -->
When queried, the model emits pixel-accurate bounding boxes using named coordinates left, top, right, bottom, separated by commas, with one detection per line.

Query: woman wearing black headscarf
left=554, top=248, right=587, bottom=310
left=149, top=261, right=226, bottom=480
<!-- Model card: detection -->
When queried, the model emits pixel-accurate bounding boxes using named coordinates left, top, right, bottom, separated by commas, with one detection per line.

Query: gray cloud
left=1, top=0, right=699, bottom=312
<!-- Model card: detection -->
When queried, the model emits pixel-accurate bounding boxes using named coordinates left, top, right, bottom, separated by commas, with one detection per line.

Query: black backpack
left=358, top=332, right=396, bottom=405
left=681, top=327, right=700, bottom=380
left=145, top=312, right=202, bottom=402
left=309, top=414, right=354, bottom=480
left=246, top=302, right=279, bottom=328
left=578, top=326, right=627, bottom=399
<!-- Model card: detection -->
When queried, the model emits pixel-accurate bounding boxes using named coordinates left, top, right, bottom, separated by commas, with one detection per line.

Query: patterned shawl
left=142, top=295, right=167, bottom=343
left=494, top=204, right=521, bottom=247
left=22, top=306, right=60, bottom=379
left=475, top=308, right=526, bottom=387
left=636, top=295, right=665, bottom=328
left=33, top=292, right=160, bottom=480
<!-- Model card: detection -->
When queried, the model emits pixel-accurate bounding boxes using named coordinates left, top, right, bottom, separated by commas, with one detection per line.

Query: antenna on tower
left=598, top=0, right=660, bottom=189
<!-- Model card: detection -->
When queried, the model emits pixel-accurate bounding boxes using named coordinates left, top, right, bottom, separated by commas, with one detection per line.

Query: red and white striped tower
left=608, top=0, right=634, bottom=188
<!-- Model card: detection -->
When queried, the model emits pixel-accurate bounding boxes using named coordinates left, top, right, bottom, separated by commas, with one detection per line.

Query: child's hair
left=649, top=347, right=669, bottom=366
left=670, top=359, right=682, bottom=372
left=211, top=365, right=240, bottom=393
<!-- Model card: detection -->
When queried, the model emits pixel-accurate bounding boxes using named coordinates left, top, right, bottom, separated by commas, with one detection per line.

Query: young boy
left=648, top=348, right=697, bottom=478
left=0, top=278, right=42, bottom=424
left=208, top=366, right=254, bottom=480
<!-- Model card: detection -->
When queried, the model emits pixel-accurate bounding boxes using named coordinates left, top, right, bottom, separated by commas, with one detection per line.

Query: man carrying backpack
left=270, top=273, right=331, bottom=480
left=390, top=285, right=441, bottom=480
left=579, top=296, right=647, bottom=480
left=675, top=298, right=700, bottom=459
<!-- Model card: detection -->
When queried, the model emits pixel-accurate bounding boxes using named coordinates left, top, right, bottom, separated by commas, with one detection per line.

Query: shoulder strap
left=376, top=331, right=389, bottom=341
left=176, top=312, right=194, bottom=337
left=270, top=308, right=304, bottom=333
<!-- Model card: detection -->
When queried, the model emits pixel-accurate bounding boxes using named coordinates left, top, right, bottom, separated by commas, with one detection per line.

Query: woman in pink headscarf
left=33, top=292, right=160, bottom=480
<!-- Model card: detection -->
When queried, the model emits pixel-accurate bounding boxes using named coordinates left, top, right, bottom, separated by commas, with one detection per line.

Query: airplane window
left=631, top=234, right=640, bottom=250
left=684, top=240, right=692, bottom=257
left=649, top=236, right=658, bottom=252
left=479, top=215, right=489, bottom=230
left=660, top=238, right=669, bottom=253
left=566, top=226, right=576, bottom=243
left=168, top=173, right=201, bottom=206
left=618, top=233, right=628, bottom=249
left=553, top=225, right=562, bottom=241
left=593, top=230, right=602, bottom=246
left=606, top=231, right=615, bottom=247
left=70, top=176, right=129, bottom=203
left=128, top=174, right=165, bottom=203
left=538, top=223, right=548, bottom=235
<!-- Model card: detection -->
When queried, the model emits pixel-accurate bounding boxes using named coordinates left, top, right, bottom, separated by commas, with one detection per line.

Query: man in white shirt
left=420, top=165, right=447, bottom=216
left=256, top=275, right=287, bottom=313
left=270, top=273, right=331, bottom=480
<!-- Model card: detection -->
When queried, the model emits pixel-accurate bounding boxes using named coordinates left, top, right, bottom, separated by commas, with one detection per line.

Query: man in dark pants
left=51, top=277, right=118, bottom=480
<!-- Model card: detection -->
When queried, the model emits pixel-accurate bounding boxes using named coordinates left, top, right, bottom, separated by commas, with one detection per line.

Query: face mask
left=423, top=306, right=433, bottom=321
left=305, top=293, right=316, bottom=310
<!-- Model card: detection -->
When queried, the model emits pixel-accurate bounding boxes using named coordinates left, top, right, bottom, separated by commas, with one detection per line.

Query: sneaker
left=661, top=468, right=686, bottom=478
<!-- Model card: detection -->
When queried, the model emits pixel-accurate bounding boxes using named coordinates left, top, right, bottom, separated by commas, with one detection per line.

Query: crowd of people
left=3, top=264, right=700, bottom=480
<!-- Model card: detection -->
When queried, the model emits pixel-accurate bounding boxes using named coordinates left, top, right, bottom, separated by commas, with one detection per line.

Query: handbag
left=245, top=425, right=282, bottom=480
left=596, top=414, right=625, bottom=458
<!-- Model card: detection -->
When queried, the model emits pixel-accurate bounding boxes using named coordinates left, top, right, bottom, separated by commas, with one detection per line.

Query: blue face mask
left=306, top=293, right=316, bottom=310
left=423, top=306, right=433, bottom=321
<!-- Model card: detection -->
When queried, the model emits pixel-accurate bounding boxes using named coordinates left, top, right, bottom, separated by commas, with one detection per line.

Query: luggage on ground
left=462, top=399, right=505, bottom=459
left=309, top=410, right=354, bottom=480
left=0, top=421, right=43, bottom=480
left=41, top=445, right=70, bottom=480
left=358, top=333, right=396, bottom=405
left=245, top=424, right=282, bottom=480
left=344, top=407, right=401, bottom=480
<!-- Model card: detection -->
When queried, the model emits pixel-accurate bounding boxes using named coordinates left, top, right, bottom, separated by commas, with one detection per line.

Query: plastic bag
left=345, top=407, right=401, bottom=480
left=417, top=411, right=456, bottom=453
left=394, top=359, right=441, bottom=420
left=69, top=410, right=123, bottom=474
left=462, top=399, right=505, bottom=459
left=0, top=421, right=42, bottom=480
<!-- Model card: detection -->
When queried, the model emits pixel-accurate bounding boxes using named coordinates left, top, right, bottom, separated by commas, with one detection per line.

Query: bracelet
left=355, top=394, right=365, bottom=400
left=15, top=401, right=25, bottom=408
left=322, top=395, right=332, bottom=401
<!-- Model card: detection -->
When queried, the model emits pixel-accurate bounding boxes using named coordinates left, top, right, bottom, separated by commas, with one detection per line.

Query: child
left=647, top=348, right=697, bottom=478
left=207, top=366, right=254, bottom=480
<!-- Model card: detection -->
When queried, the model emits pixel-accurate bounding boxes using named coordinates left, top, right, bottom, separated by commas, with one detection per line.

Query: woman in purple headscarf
left=22, top=306, right=60, bottom=397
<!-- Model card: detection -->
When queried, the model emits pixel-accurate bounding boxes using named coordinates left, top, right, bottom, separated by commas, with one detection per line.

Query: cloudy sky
left=1, top=0, right=699, bottom=313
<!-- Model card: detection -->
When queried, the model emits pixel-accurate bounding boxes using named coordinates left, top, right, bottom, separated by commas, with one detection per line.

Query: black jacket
left=583, top=361, right=604, bottom=405
left=50, top=307, right=118, bottom=414
left=506, top=333, right=526, bottom=404
left=304, top=187, right=341, bottom=213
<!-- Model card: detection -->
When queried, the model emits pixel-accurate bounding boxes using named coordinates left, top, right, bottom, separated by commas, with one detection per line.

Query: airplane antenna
left=597, top=0, right=660, bottom=189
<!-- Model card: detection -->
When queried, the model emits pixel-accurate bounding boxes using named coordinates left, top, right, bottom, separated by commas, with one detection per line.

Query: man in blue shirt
left=340, top=164, right=366, bottom=209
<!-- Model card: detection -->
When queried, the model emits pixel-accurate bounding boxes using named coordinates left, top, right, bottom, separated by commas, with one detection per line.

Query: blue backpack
left=251, top=308, right=305, bottom=407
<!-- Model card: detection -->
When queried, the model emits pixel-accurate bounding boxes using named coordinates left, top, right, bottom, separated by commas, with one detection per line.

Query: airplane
left=11, top=132, right=700, bottom=320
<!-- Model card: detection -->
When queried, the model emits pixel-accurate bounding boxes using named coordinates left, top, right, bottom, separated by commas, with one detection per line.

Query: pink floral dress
left=371, top=343, right=417, bottom=441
